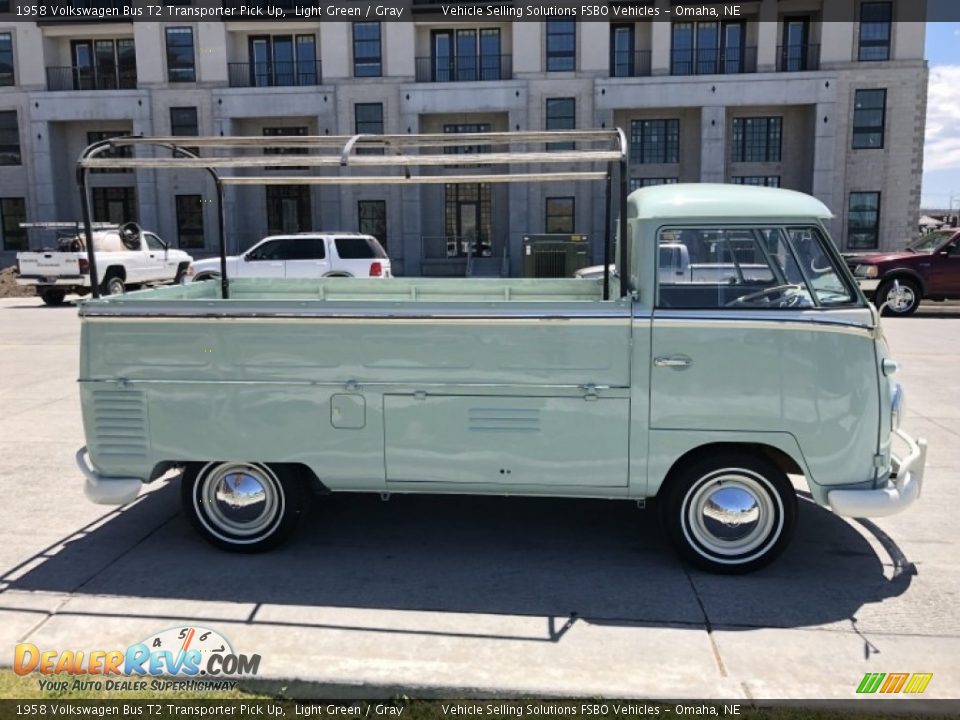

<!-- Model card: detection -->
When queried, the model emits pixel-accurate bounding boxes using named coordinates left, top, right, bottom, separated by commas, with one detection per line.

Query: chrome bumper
left=17, top=277, right=88, bottom=287
left=76, top=447, right=142, bottom=505
left=828, top=429, right=927, bottom=518
left=857, top=279, right=881, bottom=293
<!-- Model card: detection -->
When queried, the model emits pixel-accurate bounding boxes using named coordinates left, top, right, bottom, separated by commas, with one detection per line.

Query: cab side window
left=144, top=233, right=166, bottom=251
left=247, top=240, right=281, bottom=261
left=656, top=226, right=856, bottom=310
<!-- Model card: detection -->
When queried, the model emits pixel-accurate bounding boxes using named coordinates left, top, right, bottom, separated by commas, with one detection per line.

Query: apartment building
left=0, top=2, right=928, bottom=276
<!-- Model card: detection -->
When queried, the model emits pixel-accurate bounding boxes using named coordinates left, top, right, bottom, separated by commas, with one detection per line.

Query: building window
left=170, top=107, right=198, bottom=137
left=86, top=131, right=132, bottom=173
left=546, top=21, right=576, bottom=71
left=175, top=195, right=205, bottom=249
left=266, top=185, right=311, bottom=235
left=92, top=187, right=137, bottom=224
left=242, top=34, right=317, bottom=88
left=353, top=22, right=381, bottom=77
left=165, top=27, right=196, bottom=82
left=672, top=21, right=747, bottom=75
left=630, top=119, right=680, bottom=164
left=731, top=117, right=782, bottom=163
left=0, top=33, right=13, bottom=86
left=1, top=197, right=25, bottom=251
left=354, top=102, right=384, bottom=155
left=444, top=183, right=492, bottom=258
left=848, top=192, right=881, bottom=250
left=629, top=177, right=679, bottom=191
left=546, top=97, right=575, bottom=151
left=852, top=89, right=886, bottom=149
left=0, top=111, right=19, bottom=165
left=545, top=197, right=575, bottom=234
left=358, top=200, right=387, bottom=250
left=443, top=123, right=491, bottom=164
left=427, top=28, right=503, bottom=82
left=731, top=176, right=781, bottom=187
left=859, top=2, right=892, bottom=61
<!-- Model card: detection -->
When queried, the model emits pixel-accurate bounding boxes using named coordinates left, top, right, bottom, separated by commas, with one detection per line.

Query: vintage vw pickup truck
left=74, top=182, right=926, bottom=573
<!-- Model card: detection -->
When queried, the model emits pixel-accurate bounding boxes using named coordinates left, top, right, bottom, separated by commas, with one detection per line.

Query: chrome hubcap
left=197, top=463, right=282, bottom=541
left=683, top=470, right=782, bottom=562
left=886, top=285, right=915, bottom=312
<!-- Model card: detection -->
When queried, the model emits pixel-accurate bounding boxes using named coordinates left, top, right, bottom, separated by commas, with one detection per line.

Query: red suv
left=846, top=229, right=960, bottom=315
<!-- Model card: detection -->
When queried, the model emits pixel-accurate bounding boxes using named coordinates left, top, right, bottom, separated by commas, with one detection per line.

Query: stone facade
left=0, top=5, right=928, bottom=273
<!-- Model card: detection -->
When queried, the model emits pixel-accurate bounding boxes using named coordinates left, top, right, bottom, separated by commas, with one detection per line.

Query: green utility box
left=521, top=234, right=590, bottom=278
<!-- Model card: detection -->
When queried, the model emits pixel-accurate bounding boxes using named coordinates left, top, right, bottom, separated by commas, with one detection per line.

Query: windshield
left=908, top=231, right=952, bottom=253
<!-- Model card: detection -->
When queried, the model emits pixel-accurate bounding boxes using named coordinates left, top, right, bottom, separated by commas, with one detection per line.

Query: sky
left=922, top=22, right=960, bottom=210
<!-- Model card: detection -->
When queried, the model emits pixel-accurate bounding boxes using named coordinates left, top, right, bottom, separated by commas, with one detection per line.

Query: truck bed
left=78, top=277, right=610, bottom=315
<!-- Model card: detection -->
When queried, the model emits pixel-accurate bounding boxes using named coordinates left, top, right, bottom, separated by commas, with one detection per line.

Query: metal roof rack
left=76, top=130, right=629, bottom=301
left=20, top=222, right=119, bottom=230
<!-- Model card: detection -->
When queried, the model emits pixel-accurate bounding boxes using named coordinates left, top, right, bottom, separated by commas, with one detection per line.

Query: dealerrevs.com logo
left=13, top=626, right=260, bottom=692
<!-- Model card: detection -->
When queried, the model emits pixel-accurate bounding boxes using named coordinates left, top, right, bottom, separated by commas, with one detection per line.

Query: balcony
left=46, top=66, right=137, bottom=91
left=670, top=47, right=758, bottom=76
left=415, top=55, right=513, bottom=83
left=227, top=61, right=322, bottom=88
left=777, top=44, right=821, bottom=72
left=610, top=50, right=653, bottom=78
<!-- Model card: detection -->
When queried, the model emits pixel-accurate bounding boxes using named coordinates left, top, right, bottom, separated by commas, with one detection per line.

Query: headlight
left=854, top=265, right=879, bottom=278
left=890, top=383, right=904, bottom=431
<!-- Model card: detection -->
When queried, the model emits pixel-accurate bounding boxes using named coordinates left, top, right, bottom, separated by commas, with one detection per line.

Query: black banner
left=4, top=1, right=950, bottom=23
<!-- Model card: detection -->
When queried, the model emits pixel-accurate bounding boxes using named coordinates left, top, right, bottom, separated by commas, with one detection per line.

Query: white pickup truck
left=16, top=222, right=193, bottom=305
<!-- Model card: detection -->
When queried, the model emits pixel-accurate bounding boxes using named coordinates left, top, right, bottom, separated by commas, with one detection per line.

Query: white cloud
left=925, top=65, right=960, bottom=172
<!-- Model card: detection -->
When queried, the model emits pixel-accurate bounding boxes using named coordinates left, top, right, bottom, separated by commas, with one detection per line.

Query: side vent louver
left=91, top=389, right=148, bottom=459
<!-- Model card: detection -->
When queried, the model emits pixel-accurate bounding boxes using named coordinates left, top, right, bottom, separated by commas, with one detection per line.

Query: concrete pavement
left=0, top=296, right=958, bottom=699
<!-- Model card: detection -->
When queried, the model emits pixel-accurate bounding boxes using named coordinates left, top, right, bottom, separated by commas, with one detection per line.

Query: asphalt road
left=1, top=296, right=958, bottom=700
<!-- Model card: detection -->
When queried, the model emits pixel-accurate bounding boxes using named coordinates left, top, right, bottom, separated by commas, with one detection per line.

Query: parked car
left=16, top=222, right=192, bottom=305
left=846, top=228, right=960, bottom=315
left=185, top=233, right=391, bottom=283
left=576, top=242, right=772, bottom=283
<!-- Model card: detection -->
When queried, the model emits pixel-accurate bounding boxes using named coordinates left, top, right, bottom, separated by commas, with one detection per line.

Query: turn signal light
left=369, top=262, right=383, bottom=277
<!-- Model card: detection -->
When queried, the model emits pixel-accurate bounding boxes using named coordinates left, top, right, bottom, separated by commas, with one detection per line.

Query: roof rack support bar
left=76, top=139, right=114, bottom=299
left=619, top=156, right=629, bottom=299
left=340, top=134, right=362, bottom=166
left=603, top=166, right=612, bottom=302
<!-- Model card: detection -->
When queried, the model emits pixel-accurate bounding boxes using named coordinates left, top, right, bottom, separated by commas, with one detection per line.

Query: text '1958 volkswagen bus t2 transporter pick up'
left=73, top=130, right=926, bottom=574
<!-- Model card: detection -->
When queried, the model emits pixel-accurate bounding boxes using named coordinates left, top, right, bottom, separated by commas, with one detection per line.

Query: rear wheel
left=181, top=461, right=306, bottom=552
left=101, top=274, right=126, bottom=296
left=660, top=451, right=797, bottom=574
left=877, top=279, right=921, bottom=316
left=39, top=288, right=67, bottom=306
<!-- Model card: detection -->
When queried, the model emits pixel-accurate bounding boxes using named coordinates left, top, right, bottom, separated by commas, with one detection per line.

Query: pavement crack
left=682, top=569, right=728, bottom=678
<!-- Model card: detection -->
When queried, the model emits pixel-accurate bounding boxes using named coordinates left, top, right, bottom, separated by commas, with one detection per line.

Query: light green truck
left=73, top=132, right=926, bottom=573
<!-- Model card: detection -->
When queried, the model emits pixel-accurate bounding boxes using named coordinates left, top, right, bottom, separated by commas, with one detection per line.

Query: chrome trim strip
left=654, top=316, right=876, bottom=338
left=80, top=307, right=633, bottom=322
left=80, top=378, right=631, bottom=391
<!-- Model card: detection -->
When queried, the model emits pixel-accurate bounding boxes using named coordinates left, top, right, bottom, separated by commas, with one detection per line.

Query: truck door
left=142, top=233, right=169, bottom=281
left=927, top=236, right=960, bottom=296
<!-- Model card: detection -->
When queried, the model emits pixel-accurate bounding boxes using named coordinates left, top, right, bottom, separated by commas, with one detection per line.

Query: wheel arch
left=879, top=268, right=926, bottom=296
left=651, top=439, right=806, bottom=500
left=159, top=460, right=329, bottom=494
left=103, top=265, right=126, bottom=282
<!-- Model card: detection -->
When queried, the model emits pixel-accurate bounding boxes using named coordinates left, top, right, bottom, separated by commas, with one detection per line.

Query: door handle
left=654, top=354, right=693, bottom=369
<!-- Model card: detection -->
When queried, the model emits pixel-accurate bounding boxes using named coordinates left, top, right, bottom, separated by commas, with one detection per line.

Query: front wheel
left=877, top=279, right=921, bottom=316
left=181, top=462, right=306, bottom=552
left=660, top=452, right=797, bottom=574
